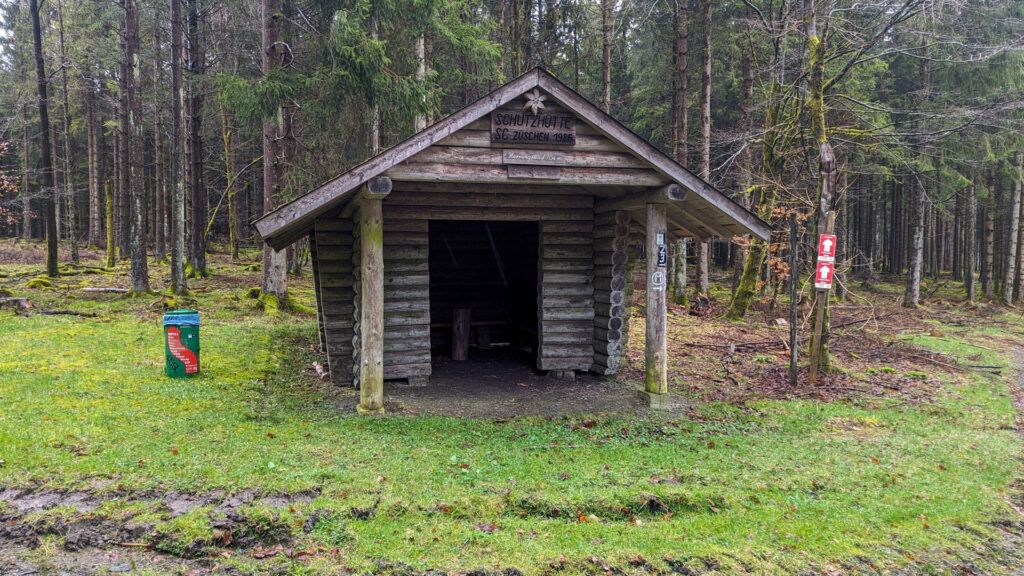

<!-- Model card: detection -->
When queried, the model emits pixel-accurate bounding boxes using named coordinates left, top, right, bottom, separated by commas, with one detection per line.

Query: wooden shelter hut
left=255, top=68, right=770, bottom=413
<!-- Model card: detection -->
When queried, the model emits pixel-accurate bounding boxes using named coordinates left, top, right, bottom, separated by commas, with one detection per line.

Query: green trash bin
left=164, top=309, right=200, bottom=378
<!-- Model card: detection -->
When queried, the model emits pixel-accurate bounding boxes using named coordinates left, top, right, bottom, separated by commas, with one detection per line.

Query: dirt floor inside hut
left=2, top=238, right=1024, bottom=575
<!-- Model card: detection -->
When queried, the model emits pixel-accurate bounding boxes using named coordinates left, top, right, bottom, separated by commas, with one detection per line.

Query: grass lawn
left=0, top=243, right=1022, bottom=575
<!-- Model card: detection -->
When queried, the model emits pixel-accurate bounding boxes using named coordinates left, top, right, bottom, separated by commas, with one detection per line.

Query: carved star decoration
left=522, top=89, right=547, bottom=114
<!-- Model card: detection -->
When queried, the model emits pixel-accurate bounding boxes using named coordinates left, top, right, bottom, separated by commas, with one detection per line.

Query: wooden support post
left=357, top=184, right=388, bottom=414
left=452, top=307, right=471, bottom=361
left=808, top=211, right=836, bottom=386
left=643, top=203, right=668, bottom=399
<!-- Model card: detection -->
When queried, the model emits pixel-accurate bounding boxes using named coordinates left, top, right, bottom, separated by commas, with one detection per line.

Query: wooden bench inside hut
left=254, top=68, right=770, bottom=414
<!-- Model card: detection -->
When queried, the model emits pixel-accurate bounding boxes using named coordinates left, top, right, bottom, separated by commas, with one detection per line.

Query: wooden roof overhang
left=254, top=68, right=771, bottom=251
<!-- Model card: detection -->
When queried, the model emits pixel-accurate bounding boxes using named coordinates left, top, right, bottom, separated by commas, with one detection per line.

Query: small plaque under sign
left=507, top=165, right=563, bottom=180
left=502, top=149, right=567, bottom=166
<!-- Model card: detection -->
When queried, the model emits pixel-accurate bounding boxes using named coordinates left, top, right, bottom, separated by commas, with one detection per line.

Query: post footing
left=637, top=390, right=687, bottom=411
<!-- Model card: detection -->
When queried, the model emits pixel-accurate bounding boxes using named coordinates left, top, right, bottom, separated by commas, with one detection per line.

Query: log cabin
left=254, top=68, right=770, bottom=413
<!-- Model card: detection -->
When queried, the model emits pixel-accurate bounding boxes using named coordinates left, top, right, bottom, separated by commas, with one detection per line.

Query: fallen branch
left=81, top=287, right=128, bottom=294
left=41, top=309, right=98, bottom=318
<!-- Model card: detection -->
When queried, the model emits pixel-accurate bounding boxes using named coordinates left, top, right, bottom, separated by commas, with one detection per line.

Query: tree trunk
left=105, top=179, right=115, bottom=268
left=85, top=84, right=101, bottom=247
left=56, top=0, right=77, bottom=264
left=21, top=103, right=31, bottom=240
left=695, top=0, right=712, bottom=296
left=220, top=103, right=238, bottom=261
left=1006, top=151, right=1023, bottom=305
left=600, top=0, right=612, bottom=113
left=124, top=0, right=149, bottom=292
left=261, top=0, right=287, bottom=304
left=904, top=174, right=924, bottom=307
left=187, top=0, right=207, bottom=277
left=29, top=0, right=58, bottom=277
left=966, top=185, right=976, bottom=301
left=153, top=10, right=166, bottom=261
left=669, top=0, right=689, bottom=305
left=170, top=0, right=187, bottom=293
left=982, top=168, right=995, bottom=299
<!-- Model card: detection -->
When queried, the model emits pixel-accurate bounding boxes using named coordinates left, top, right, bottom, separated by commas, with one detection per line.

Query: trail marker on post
left=814, top=261, right=834, bottom=290
left=817, top=233, right=837, bottom=263
left=809, top=212, right=837, bottom=386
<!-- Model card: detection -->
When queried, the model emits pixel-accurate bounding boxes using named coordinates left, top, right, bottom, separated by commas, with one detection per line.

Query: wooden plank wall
left=381, top=212, right=432, bottom=381
left=591, top=211, right=630, bottom=374
left=313, top=217, right=355, bottom=385
left=309, top=231, right=327, bottom=353
left=538, top=218, right=595, bottom=371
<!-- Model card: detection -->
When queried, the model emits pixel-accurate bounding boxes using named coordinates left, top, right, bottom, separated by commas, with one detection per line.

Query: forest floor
left=1, top=237, right=1023, bottom=575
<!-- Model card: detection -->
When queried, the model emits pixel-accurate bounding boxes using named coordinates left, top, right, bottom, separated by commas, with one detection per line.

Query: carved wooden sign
left=490, top=111, right=577, bottom=146
left=507, top=165, right=563, bottom=180
left=502, top=149, right=567, bottom=166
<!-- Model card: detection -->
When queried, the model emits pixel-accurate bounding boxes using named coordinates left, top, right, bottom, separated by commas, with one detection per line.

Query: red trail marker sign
left=817, top=233, right=837, bottom=263
left=814, top=261, right=834, bottom=290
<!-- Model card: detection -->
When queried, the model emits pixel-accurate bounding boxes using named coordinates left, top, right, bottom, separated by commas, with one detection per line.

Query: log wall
left=313, top=217, right=355, bottom=385
left=538, top=218, right=595, bottom=371
left=591, top=211, right=631, bottom=374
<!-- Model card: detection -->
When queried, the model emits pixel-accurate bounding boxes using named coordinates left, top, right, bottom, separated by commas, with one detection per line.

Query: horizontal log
left=541, top=332, right=593, bottom=345
left=541, top=283, right=594, bottom=297
left=383, top=245, right=429, bottom=260
left=594, top=251, right=628, bottom=266
left=593, top=236, right=629, bottom=252
left=594, top=302, right=624, bottom=318
left=385, top=311, right=431, bottom=326
left=391, top=181, right=592, bottom=196
left=593, top=326, right=622, bottom=342
left=593, top=224, right=630, bottom=239
left=542, top=245, right=593, bottom=260
left=383, top=205, right=591, bottom=221
left=542, top=307, right=595, bottom=321
left=542, top=221, right=593, bottom=234
left=384, top=231, right=429, bottom=246
left=320, top=276, right=355, bottom=289
left=593, top=264, right=627, bottom=279
left=593, top=340, right=622, bottom=356
left=594, top=290, right=625, bottom=305
left=386, top=191, right=592, bottom=209
left=591, top=353, right=620, bottom=371
left=539, top=342, right=594, bottom=357
left=538, top=358, right=591, bottom=371
left=384, top=349, right=432, bottom=365
left=407, top=145, right=649, bottom=170
left=541, top=259, right=593, bottom=272
left=540, top=319, right=594, bottom=333
left=385, top=324, right=431, bottom=339
left=382, top=218, right=430, bottom=232
left=593, top=210, right=633, bottom=227
left=386, top=161, right=666, bottom=187
left=594, top=276, right=626, bottom=292
left=541, top=295, right=594, bottom=308
left=384, top=362, right=432, bottom=380
left=385, top=300, right=430, bottom=313
left=594, top=184, right=687, bottom=213
left=594, top=315, right=624, bottom=331
left=386, top=260, right=429, bottom=273
left=542, top=271, right=593, bottom=285
left=540, top=232, right=594, bottom=245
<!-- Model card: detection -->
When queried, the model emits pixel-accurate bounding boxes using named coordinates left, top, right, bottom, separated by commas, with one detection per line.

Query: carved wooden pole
left=357, top=177, right=391, bottom=413
left=644, top=203, right=668, bottom=397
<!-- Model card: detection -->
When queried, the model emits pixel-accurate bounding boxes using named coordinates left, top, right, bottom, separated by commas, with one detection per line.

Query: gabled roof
left=255, top=68, right=771, bottom=250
